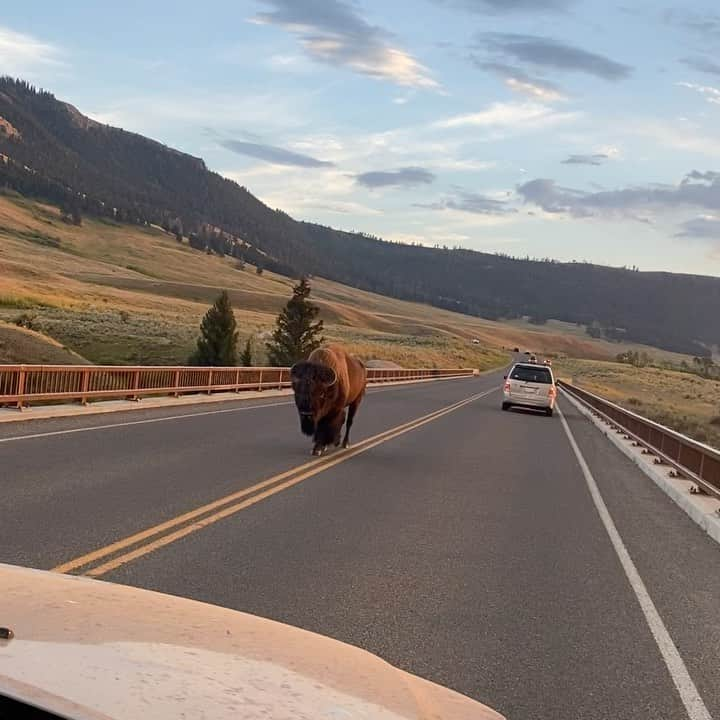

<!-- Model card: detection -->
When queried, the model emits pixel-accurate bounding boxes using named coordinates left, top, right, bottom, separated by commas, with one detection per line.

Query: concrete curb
left=0, top=373, right=489, bottom=425
left=561, top=389, right=720, bottom=547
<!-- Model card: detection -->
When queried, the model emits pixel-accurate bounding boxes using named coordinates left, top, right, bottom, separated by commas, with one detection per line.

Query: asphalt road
left=1, top=373, right=718, bottom=720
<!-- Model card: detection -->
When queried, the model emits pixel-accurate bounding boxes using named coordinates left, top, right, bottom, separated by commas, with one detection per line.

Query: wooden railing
left=0, top=365, right=476, bottom=410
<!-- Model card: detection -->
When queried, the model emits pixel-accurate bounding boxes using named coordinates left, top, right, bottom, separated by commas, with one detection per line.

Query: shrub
left=14, top=312, right=39, bottom=331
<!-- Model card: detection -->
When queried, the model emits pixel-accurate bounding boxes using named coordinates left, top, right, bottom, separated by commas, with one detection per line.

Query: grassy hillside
left=2, top=76, right=718, bottom=358
left=0, top=321, right=89, bottom=364
left=556, top=358, right=720, bottom=448
left=0, top=194, right=691, bottom=370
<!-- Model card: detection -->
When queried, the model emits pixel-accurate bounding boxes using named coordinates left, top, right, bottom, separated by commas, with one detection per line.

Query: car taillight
left=504, top=381, right=511, bottom=392
left=548, top=385, right=556, bottom=397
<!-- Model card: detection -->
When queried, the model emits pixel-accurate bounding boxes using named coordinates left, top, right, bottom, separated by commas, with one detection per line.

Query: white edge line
left=0, top=378, right=494, bottom=444
left=557, top=403, right=712, bottom=720
left=0, top=401, right=293, bottom=443
left=560, top=389, right=720, bottom=547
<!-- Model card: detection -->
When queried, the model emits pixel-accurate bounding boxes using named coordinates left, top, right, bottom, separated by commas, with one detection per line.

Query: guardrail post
left=235, top=368, right=241, bottom=393
left=278, top=369, right=284, bottom=390
left=207, top=369, right=214, bottom=395
left=131, top=369, right=140, bottom=401
left=258, top=369, right=263, bottom=391
left=16, top=365, right=26, bottom=410
left=174, top=369, right=181, bottom=397
left=80, top=368, right=90, bottom=406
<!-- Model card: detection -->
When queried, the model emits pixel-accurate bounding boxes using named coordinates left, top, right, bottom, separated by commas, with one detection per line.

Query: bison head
left=290, top=361, right=338, bottom=436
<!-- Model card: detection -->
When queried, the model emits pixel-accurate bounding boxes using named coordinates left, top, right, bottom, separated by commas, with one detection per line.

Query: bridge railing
left=558, top=380, right=720, bottom=500
left=0, top=365, right=475, bottom=410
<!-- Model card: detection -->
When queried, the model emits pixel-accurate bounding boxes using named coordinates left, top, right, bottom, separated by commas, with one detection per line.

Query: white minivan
left=502, top=362, right=557, bottom=416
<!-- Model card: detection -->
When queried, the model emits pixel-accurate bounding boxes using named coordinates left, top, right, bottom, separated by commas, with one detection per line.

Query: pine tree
left=189, top=290, right=238, bottom=366
left=266, top=277, right=324, bottom=366
left=240, top=336, right=254, bottom=366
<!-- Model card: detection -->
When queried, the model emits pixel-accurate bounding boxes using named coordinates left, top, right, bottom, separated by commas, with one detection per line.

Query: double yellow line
left=53, top=387, right=496, bottom=578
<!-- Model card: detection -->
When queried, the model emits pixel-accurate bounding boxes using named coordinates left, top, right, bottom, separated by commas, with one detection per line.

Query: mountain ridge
left=0, top=75, right=717, bottom=357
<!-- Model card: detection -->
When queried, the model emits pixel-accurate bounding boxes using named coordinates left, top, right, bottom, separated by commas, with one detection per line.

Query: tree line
left=1, top=75, right=718, bottom=358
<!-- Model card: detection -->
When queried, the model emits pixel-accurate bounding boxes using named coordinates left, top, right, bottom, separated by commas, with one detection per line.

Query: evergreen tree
left=266, top=277, right=323, bottom=366
left=240, top=336, right=254, bottom=366
left=189, top=290, right=238, bottom=366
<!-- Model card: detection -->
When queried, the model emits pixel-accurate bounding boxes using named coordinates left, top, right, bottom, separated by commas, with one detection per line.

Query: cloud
left=222, top=164, right=384, bottom=218
left=664, top=9, right=720, bottom=41
left=265, top=53, right=315, bottom=73
left=434, top=100, right=578, bottom=131
left=475, top=33, right=632, bottom=81
left=684, top=170, right=720, bottom=183
left=677, top=81, right=720, bottom=104
left=0, top=26, right=64, bottom=77
left=680, top=56, right=720, bottom=76
left=433, top=0, right=572, bottom=13
left=634, top=120, right=720, bottom=157
left=219, top=139, right=334, bottom=167
left=518, top=170, right=720, bottom=219
left=473, top=60, right=565, bottom=101
left=417, top=188, right=516, bottom=215
left=561, top=153, right=609, bottom=166
left=355, top=166, right=435, bottom=188
left=676, top=215, right=720, bottom=239
left=252, top=0, right=437, bottom=88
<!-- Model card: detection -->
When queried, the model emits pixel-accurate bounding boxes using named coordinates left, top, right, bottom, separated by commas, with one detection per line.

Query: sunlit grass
left=556, top=358, right=720, bottom=449
left=0, top=193, right=691, bottom=375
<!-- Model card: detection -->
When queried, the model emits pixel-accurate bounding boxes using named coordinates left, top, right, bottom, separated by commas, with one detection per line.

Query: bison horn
left=324, top=368, right=338, bottom=386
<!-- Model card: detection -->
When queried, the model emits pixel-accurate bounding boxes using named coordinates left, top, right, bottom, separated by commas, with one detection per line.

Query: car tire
left=502, top=402, right=510, bottom=411
left=545, top=407, right=554, bottom=417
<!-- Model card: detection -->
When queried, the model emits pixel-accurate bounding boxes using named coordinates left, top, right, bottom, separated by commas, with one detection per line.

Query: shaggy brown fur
left=290, top=345, right=367, bottom=456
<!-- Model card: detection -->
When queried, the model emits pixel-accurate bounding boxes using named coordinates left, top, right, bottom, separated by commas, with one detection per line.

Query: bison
left=290, top=345, right=367, bottom=456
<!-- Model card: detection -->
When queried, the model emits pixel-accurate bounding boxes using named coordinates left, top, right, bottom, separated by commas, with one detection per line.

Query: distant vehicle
left=529, top=354, right=538, bottom=363
left=543, top=359, right=552, bottom=366
left=502, top=362, right=557, bottom=416
left=513, top=347, right=520, bottom=353
left=471, top=338, right=480, bottom=344
left=0, top=563, right=505, bottom=720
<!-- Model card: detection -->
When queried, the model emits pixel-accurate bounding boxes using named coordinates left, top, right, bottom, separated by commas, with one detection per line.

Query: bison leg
left=342, top=396, right=363, bottom=449
left=333, top=410, right=347, bottom=446
left=313, top=415, right=336, bottom=456
left=313, top=412, right=346, bottom=455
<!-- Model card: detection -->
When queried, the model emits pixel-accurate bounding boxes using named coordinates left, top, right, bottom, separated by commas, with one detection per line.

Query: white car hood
left=0, top=564, right=504, bottom=720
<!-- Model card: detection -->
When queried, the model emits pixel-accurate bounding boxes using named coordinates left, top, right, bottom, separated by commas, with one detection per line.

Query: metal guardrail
left=0, top=365, right=475, bottom=410
left=558, top=380, right=720, bottom=500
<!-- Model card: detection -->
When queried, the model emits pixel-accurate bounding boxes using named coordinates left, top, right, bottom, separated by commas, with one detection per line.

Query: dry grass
left=556, top=358, right=720, bottom=448
left=0, top=321, right=90, bottom=365
left=0, top=194, right=691, bottom=370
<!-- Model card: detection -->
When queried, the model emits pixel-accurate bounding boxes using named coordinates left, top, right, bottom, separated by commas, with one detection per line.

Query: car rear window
left=510, top=366, right=553, bottom=384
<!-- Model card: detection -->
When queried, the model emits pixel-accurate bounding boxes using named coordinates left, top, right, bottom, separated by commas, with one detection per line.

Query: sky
left=3, top=1, right=720, bottom=276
